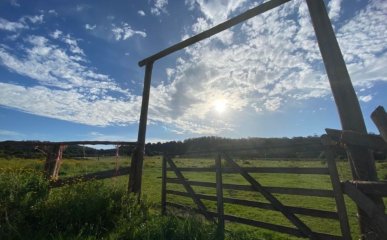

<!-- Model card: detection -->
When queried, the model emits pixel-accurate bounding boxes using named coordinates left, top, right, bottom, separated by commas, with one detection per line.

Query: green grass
left=1, top=156, right=387, bottom=239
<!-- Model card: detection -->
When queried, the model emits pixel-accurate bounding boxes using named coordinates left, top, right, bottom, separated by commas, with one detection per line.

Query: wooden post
left=161, top=155, right=167, bottom=215
left=44, top=144, right=63, bottom=179
left=323, top=140, right=351, bottom=240
left=215, top=153, right=225, bottom=239
left=306, top=0, right=384, bottom=237
left=128, top=62, right=154, bottom=194
left=52, top=144, right=66, bottom=179
left=371, top=106, right=387, bottom=143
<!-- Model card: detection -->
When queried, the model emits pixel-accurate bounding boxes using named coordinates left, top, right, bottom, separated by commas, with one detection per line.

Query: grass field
left=1, top=155, right=387, bottom=239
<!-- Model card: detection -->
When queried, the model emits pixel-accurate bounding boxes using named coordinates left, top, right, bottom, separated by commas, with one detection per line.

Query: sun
left=213, top=99, right=227, bottom=114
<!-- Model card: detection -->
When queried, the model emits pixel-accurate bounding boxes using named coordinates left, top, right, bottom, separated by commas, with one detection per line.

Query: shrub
left=0, top=169, right=49, bottom=239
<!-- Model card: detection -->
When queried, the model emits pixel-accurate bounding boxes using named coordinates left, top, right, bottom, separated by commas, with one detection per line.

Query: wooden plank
left=345, top=181, right=387, bottom=197
left=50, top=167, right=131, bottom=188
left=161, top=155, right=167, bottom=215
left=166, top=202, right=342, bottom=240
left=138, top=0, right=290, bottom=66
left=371, top=106, right=387, bottom=143
left=223, top=215, right=343, bottom=240
left=167, top=167, right=330, bottom=175
left=166, top=179, right=334, bottom=197
left=166, top=157, right=213, bottom=221
left=325, top=148, right=352, bottom=240
left=44, top=144, right=62, bottom=179
left=325, top=128, right=387, bottom=152
left=222, top=153, right=316, bottom=238
left=215, top=154, right=225, bottom=239
left=306, top=0, right=384, bottom=236
left=342, top=181, right=387, bottom=238
left=129, top=63, right=153, bottom=194
left=167, top=190, right=338, bottom=219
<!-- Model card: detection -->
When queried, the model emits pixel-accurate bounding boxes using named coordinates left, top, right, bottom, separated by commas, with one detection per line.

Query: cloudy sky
left=0, top=0, right=386, bottom=143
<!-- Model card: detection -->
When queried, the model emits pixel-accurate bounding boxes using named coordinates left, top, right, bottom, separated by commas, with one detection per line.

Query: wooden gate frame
left=162, top=152, right=352, bottom=240
left=131, top=0, right=383, bottom=236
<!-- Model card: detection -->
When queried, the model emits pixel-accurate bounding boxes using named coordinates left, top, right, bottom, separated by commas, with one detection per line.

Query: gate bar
left=138, top=0, right=291, bottom=67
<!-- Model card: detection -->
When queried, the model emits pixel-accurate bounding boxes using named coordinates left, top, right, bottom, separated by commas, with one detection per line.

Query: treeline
left=145, top=136, right=332, bottom=159
left=1, top=136, right=385, bottom=160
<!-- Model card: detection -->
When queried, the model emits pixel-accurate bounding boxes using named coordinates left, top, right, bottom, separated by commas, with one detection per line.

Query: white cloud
left=85, top=24, right=96, bottom=30
left=328, top=0, right=342, bottom=21
left=50, top=29, right=62, bottom=39
left=10, top=0, right=20, bottom=7
left=359, top=95, right=373, bottom=103
left=0, top=83, right=141, bottom=126
left=186, top=0, right=248, bottom=24
left=48, top=9, right=58, bottom=15
left=142, top=0, right=387, bottom=135
left=151, top=0, right=168, bottom=16
left=0, top=17, right=27, bottom=31
left=22, top=15, right=44, bottom=24
left=0, top=35, right=124, bottom=94
left=138, top=10, right=146, bottom=16
left=0, top=129, right=24, bottom=138
left=111, top=22, right=146, bottom=40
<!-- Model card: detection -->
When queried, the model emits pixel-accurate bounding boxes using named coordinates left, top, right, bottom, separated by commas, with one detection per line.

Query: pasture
left=1, top=155, right=387, bottom=239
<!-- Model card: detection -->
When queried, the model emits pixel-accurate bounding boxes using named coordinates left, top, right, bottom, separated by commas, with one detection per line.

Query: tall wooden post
left=44, top=144, right=64, bottom=179
left=215, top=153, right=225, bottom=239
left=128, top=62, right=154, bottom=194
left=306, top=0, right=384, bottom=238
left=161, top=155, right=167, bottom=215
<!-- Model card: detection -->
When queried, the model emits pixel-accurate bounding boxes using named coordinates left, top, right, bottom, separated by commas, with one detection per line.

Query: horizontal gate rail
left=166, top=202, right=343, bottom=240
left=50, top=166, right=131, bottom=188
left=167, top=167, right=330, bottom=174
left=167, top=189, right=338, bottom=219
left=167, top=178, right=334, bottom=197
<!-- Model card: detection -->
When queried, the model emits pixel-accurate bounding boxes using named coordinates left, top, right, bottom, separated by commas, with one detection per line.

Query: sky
left=0, top=0, right=386, bottom=143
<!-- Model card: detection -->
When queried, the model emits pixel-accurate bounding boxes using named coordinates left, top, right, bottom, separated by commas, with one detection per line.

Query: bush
left=0, top=170, right=252, bottom=240
left=0, top=169, right=49, bottom=239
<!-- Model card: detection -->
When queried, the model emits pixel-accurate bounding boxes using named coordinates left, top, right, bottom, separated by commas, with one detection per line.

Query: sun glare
left=213, top=99, right=227, bottom=114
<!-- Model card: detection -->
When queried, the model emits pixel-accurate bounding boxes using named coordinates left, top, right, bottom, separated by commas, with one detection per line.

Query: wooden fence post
left=161, top=155, right=167, bottom=215
left=44, top=144, right=64, bottom=179
left=215, top=153, right=225, bottom=239
left=371, top=106, right=387, bottom=143
left=306, top=0, right=384, bottom=237
left=323, top=140, right=352, bottom=240
left=128, top=62, right=154, bottom=194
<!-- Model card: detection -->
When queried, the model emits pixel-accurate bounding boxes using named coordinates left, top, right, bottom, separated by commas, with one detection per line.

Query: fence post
left=215, top=153, right=225, bottom=239
left=128, top=62, right=154, bottom=195
left=371, top=106, right=387, bottom=143
left=161, top=154, right=167, bottom=215
left=44, top=144, right=63, bottom=179
left=306, top=0, right=384, bottom=237
left=323, top=138, right=352, bottom=240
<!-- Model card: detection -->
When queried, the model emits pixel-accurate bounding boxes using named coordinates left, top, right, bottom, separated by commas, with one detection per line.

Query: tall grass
left=0, top=169, right=250, bottom=240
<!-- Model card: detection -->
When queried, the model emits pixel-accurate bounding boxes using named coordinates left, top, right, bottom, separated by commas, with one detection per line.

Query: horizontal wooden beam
left=342, top=181, right=387, bottom=236
left=343, top=181, right=387, bottom=197
left=166, top=179, right=334, bottom=197
left=167, top=190, right=338, bottom=219
left=325, top=128, right=387, bottom=151
left=167, top=167, right=329, bottom=175
left=50, top=167, right=131, bottom=187
left=138, top=0, right=291, bottom=66
left=166, top=202, right=342, bottom=240
left=0, top=140, right=137, bottom=146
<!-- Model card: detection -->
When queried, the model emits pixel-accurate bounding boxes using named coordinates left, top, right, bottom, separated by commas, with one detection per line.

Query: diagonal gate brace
left=222, top=152, right=316, bottom=239
left=166, top=156, right=213, bottom=221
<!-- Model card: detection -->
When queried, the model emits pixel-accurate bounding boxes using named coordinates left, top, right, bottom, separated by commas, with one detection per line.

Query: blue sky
left=0, top=0, right=386, bottom=143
